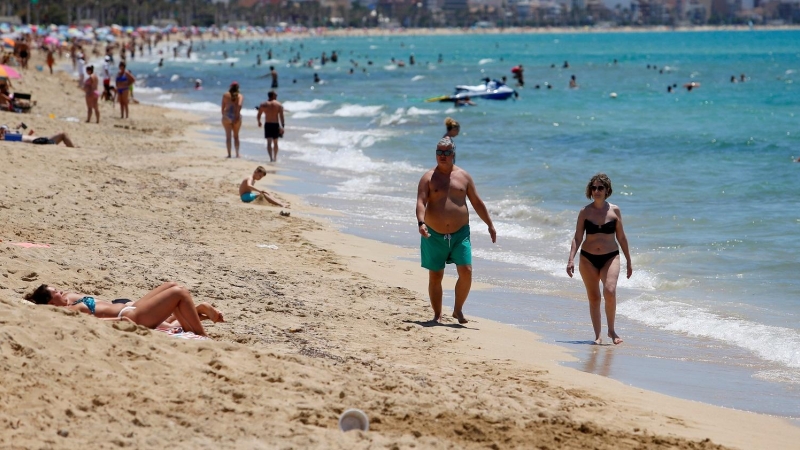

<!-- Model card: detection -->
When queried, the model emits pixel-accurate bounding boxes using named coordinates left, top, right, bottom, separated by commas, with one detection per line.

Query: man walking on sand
left=257, top=91, right=284, bottom=163
left=416, top=137, right=496, bottom=324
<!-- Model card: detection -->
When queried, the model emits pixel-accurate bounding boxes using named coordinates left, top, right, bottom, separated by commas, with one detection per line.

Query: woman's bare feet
left=196, top=303, right=225, bottom=323
left=608, top=332, right=623, bottom=345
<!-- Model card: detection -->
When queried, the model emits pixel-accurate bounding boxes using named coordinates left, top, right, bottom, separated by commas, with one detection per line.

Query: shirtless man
left=256, top=91, right=284, bottom=163
left=270, top=66, right=278, bottom=89
left=239, top=166, right=285, bottom=207
left=415, top=137, right=496, bottom=324
left=0, top=126, right=75, bottom=147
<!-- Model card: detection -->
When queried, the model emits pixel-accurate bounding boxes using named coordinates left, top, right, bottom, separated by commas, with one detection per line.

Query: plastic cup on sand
left=338, top=409, right=369, bottom=432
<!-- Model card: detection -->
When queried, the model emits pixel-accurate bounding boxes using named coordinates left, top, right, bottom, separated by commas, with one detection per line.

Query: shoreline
left=2, top=53, right=800, bottom=448
left=316, top=24, right=800, bottom=38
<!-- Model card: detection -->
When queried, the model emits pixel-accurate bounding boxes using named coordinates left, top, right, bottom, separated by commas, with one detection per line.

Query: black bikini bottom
left=580, top=250, right=619, bottom=270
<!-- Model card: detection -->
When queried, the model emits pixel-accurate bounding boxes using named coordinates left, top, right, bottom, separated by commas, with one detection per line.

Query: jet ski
left=454, top=78, right=518, bottom=100
left=426, top=78, right=518, bottom=102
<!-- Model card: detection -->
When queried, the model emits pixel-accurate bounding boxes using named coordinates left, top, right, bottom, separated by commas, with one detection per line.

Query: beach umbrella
left=0, top=65, right=22, bottom=79
left=43, top=35, right=59, bottom=45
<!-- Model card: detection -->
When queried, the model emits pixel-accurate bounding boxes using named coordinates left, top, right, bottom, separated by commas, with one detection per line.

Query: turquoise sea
left=130, top=30, right=800, bottom=419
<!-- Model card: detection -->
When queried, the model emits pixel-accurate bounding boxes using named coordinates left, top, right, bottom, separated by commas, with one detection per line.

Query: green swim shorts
left=420, top=224, right=471, bottom=271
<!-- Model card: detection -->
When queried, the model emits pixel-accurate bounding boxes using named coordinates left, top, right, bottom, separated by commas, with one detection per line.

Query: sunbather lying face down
left=24, top=282, right=223, bottom=336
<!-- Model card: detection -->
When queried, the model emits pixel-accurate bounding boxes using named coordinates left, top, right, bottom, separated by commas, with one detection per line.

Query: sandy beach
left=3, top=55, right=800, bottom=449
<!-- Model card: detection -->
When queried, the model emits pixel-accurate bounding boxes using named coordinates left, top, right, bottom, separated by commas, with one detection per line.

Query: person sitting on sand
left=0, top=125, right=75, bottom=147
left=239, top=166, right=286, bottom=207
left=24, top=282, right=223, bottom=337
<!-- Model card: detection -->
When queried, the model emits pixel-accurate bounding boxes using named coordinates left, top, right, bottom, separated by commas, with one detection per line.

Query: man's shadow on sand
left=404, top=319, right=477, bottom=330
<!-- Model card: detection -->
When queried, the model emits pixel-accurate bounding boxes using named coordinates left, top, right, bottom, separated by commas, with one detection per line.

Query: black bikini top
left=584, top=218, right=617, bottom=235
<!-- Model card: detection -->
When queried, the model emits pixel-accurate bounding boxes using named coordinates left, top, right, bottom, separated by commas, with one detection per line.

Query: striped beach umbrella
left=0, top=65, right=22, bottom=79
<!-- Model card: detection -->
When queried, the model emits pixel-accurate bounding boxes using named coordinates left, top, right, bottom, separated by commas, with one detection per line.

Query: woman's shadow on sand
left=404, top=319, right=477, bottom=330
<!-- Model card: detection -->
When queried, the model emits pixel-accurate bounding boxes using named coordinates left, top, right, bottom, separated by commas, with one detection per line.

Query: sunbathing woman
left=24, top=282, right=223, bottom=336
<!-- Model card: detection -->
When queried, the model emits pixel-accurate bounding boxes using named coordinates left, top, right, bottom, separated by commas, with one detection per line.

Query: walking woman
left=115, top=61, right=135, bottom=119
left=566, top=173, right=632, bottom=345
left=83, top=65, right=100, bottom=123
left=221, top=81, right=244, bottom=158
left=442, top=117, right=460, bottom=163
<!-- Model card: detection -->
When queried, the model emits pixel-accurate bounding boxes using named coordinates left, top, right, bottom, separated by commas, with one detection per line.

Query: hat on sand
left=0, top=125, right=9, bottom=132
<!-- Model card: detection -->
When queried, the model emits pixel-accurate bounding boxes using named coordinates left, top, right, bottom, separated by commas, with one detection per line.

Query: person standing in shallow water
left=566, top=173, right=632, bottom=345
left=416, top=138, right=496, bottom=324
left=441, top=117, right=459, bottom=161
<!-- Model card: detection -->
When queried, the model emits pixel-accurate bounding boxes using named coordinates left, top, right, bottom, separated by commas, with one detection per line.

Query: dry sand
left=2, top=55, right=800, bottom=450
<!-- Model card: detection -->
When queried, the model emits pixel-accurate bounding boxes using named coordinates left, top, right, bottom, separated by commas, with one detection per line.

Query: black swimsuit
left=581, top=219, right=619, bottom=269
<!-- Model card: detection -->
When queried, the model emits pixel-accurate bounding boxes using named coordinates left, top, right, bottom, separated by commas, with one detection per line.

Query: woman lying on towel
left=24, top=282, right=223, bottom=337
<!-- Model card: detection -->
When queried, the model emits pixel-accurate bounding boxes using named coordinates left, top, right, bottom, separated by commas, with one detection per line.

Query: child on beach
left=239, top=166, right=286, bottom=208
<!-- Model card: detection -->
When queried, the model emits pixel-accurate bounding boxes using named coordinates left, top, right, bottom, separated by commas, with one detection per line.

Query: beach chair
left=12, top=93, right=32, bottom=113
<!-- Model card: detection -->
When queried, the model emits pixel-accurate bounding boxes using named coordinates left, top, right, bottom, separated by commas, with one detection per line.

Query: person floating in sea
left=239, top=166, right=286, bottom=207
left=415, top=136, right=496, bottom=324
left=684, top=82, right=700, bottom=91
left=256, top=90, right=285, bottom=163
left=455, top=96, right=475, bottom=107
left=569, top=74, right=578, bottom=89
left=566, top=173, right=633, bottom=345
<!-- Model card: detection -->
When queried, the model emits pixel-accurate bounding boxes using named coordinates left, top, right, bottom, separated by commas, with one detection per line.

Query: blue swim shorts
left=420, top=224, right=471, bottom=271
left=241, top=192, right=259, bottom=203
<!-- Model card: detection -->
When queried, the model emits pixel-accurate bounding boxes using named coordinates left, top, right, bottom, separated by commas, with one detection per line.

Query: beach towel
left=154, top=326, right=208, bottom=340
left=9, top=242, right=51, bottom=248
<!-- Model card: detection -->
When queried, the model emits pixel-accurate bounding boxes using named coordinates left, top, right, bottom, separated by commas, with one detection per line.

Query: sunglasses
left=436, top=149, right=454, bottom=156
left=590, top=185, right=606, bottom=192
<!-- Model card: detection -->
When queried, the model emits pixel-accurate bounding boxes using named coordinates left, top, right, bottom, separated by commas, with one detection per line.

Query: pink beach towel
left=9, top=242, right=51, bottom=248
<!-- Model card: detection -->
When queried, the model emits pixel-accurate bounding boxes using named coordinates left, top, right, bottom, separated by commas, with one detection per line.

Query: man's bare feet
left=609, top=332, right=623, bottom=345
left=593, top=338, right=603, bottom=345
left=452, top=311, right=469, bottom=324
left=431, top=314, right=442, bottom=323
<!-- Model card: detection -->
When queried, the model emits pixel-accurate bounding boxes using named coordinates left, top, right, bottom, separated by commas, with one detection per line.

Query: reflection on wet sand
left=584, top=346, right=617, bottom=378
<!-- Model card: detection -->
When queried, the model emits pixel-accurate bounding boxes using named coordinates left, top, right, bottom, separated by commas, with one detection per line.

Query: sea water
left=130, top=30, right=800, bottom=418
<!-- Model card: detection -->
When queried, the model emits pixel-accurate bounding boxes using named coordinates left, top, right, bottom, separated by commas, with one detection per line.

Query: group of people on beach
left=220, top=82, right=285, bottom=162
left=416, top=117, right=631, bottom=344
left=79, top=57, right=136, bottom=123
